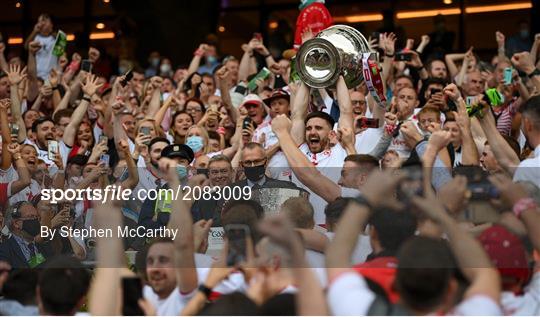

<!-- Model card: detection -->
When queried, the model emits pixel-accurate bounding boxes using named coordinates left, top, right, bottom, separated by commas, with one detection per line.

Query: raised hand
left=427, top=130, right=451, bottom=152
left=81, top=74, right=104, bottom=97
left=0, top=98, right=10, bottom=112
left=495, top=31, right=505, bottom=47
left=48, top=68, right=59, bottom=87
left=443, top=83, right=461, bottom=101
left=420, top=34, right=430, bottom=46
left=511, top=51, right=536, bottom=74
left=271, top=114, right=292, bottom=136
left=28, top=41, right=42, bottom=55
left=6, top=64, right=27, bottom=85
left=380, top=32, right=396, bottom=55
left=7, top=143, right=21, bottom=156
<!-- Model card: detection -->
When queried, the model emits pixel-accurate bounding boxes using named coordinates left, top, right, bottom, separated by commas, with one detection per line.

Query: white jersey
left=143, top=286, right=195, bottom=316
left=25, top=139, right=71, bottom=170
left=8, top=179, right=41, bottom=205
left=34, top=34, right=56, bottom=80
left=355, top=128, right=383, bottom=154
left=501, top=271, right=540, bottom=315
left=0, top=166, right=17, bottom=183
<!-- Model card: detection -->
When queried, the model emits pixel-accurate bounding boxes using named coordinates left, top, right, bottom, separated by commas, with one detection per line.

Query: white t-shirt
left=325, top=232, right=372, bottom=265
left=355, top=128, right=383, bottom=154
left=34, top=34, right=56, bottom=80
left=8, top=179, right=41, bottom=205
left=501, top=271, right=540, bottom=315
left=25, top=139, right=70, bottom=169
left=143, top=286, right=195, bottom=316
left=513, top=145, right=540, bottom=188
left=0, top=166, right=17, bottom=183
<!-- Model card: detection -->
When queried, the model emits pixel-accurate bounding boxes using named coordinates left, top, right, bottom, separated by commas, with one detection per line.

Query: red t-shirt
left=353, top=256, right=399, bottom=303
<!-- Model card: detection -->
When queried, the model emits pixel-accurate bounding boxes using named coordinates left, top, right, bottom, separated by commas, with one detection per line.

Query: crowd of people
left=0, top=10, right=539, bottom=316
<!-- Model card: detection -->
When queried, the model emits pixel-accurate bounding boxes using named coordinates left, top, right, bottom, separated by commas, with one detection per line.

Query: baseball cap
left=263, top=89, right=290, bottom=105
left=241, top=94, right=265, bottom=108
left=161, top=144, right=194, bottom=163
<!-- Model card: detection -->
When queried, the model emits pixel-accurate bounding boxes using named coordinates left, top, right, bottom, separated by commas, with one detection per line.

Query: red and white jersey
left=501, top=271, right=540, bottom=315
left=8, top=179, right=41, bottom=205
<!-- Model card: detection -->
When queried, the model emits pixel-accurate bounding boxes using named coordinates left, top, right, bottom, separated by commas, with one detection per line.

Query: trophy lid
left=295, top=37, right=341, bottom=89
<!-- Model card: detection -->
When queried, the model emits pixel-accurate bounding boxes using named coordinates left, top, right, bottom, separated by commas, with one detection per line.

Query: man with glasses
left=190, top=155, right=234, bottom=226
left=0, top=202, right=52, bottom=268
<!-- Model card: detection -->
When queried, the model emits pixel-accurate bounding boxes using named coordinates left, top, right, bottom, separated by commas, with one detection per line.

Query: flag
left=52, top=30, right=67, bottom=57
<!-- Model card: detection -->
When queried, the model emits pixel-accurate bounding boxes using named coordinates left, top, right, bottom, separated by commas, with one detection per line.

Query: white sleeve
left=327, top=271, right=376, bottom=316
left=451, top=295, right=502, bottom=316
left=341, top=187, right=361, bottom=197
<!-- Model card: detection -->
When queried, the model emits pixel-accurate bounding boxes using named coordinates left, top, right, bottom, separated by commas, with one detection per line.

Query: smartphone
left=454, top=166, right=499, bottom=201
left=10, top=123, right=20, bottom=137
left=253, top=32, right=263, bottom=41
left=47, top=140, right=58, bottom=160
left=356, top=117, right=379, bottom=129
left=225, top=224, right=250, bottom=267
left=242, top=116, right=257, bottom=130
left=99, top=153, right=110, bottom=165
left=395, top=52, right=412, bottom=62
left=397, top=164, right=423, bottom=202
left=234, top=85, right=247, bottom=95
left=247, top=67, right=271, bottom=92
left=122, top=277, right=144, bottom=316
left=98, top=134, right=108, bottom=145
left=81, top=59, right=92, bottom=72
left=466, top=96, right=476, bottom=106
left=430, top=88, right=442, bottom=96
left=503, top=67, right=513, bottom=85
left=140, top=127, right=151, bottom=145
left=120, top=68, right=133, bottom=87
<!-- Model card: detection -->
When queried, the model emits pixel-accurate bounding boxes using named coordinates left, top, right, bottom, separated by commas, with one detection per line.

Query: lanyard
left=362, top=53, right=386, bottom=109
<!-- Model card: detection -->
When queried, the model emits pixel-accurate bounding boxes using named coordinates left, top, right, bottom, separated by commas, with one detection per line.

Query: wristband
left=527, top=68, right=540, bottom=78
left=216, top=127, right=226, bottom=135
left=13, top=154, right=22, bottom=161
left=384, top=123, right=397, bottom=136
left=385, top=52, right=395, bottom=58
left=512, top=197, right=537, bottom=218
left=52, top=86, right=59, bottom=91
left=198, top=284, right=213, bottom=298
left=82, top=95, right=92, bottom=102
left=263, top=53, right=271, bottom=58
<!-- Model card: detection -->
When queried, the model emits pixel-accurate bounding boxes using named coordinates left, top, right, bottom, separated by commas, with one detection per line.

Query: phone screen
left=48, top=140, right=58, bottom=160
left=225, top=224, right=250, bottom=267
left=395, top=53, right=412, bottom=62
left=121, top=69, right=133, bottom=87
left=122, top=277, right=144, bottom=316
left=81, top=59, right=92, bottom=72
left=356, top=117, right=379, bottom=129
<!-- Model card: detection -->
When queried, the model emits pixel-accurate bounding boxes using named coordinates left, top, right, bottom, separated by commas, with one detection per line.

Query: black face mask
left=22, top=218, right=41, bottom=237
left=244, top=165, right=265, bottom=182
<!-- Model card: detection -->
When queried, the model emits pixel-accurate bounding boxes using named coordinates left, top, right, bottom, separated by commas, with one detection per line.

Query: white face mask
left=160, top=64, right=171, bottom=73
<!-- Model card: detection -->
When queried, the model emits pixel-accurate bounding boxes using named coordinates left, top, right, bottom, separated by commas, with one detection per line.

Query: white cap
left=240, top=94, right=266, bottom=108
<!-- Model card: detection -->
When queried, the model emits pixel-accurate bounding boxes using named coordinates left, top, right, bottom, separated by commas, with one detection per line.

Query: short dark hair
left=38, top=256, right=91, bottom=315
left=520, top=95, right=540, bottom=130
left=207, top=130, right=220, bottom=141
left=345, top=154, right=379, bottom=171
left=324, top=197, right=354, bottom=228
left=3, top=269, right=39, bottom=305
left=148, top=137, right=170, bottom=150
left=304, top=111, right=335, bottom=128
left=222, top=199, right=264, bottom=242
left=172, top=110, right=194, bottom=125
left=208, top=154, right=231, bottom=168
left=395, top=236, right=457, bottom=312
left=369, top=208, right=417, bottom=254
left=67, top=154, right=89, bottom=166
left=31, top=117, right=54, bottom=133
left=53, top=109, right=74, bottom=124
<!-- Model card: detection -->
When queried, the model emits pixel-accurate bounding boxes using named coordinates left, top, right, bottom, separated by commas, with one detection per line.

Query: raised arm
left=216, top=66, right=239, bottom=124
left=476, top=100, right=520, bottom=174
left=290, top=81, right=309, bottom=145
left=238, top=41, right=256, bottom=82
left=380, top=32, right=396, bottom=85
left=456, top=47, right=474, bottom=87
left=495, top=31, right=506, bottom=61
left=163, top=159, right=199, bottom=294
left=63, top=74, right=103, bottom=147
left=416, top=35, right=430, bottom=54
left=26, top=41, right=41, bottom=102
left=6, top=64, right=27, bottom=143
left=118, top=140, right=139, bottom=190
left=52, top=82, right=72, bottom=118
left=444, top=84, right=479, bottom=165
left=0, top=99, right=12, bottom=170
left=6, top=144, right=32, bottom=196
left=412, top=190, right=501, bottom=302
left=88, top=199, right=126, bottom=316
left=445, top=52, right=465, bottom=79
left=187, top=44, right=206, bottom=75
left=336, top=76, right=354, bottom=131
left=512, top=52, right=540, bottom=93
left=272, top=114, right=341, bottom=202
left=144, top=76, right=163, bottom=119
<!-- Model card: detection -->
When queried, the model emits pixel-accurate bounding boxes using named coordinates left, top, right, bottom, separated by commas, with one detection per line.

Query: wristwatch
left=198, top=284, right=213, bottom=298
left=527, top=68, right=540, bottom=78
left=353, top=195, right=373, bottom=210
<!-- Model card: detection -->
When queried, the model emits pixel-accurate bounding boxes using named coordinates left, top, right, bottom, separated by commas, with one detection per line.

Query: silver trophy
left=295, top=24, right=371, bottom=89
left=252, top=188, right=310, bottom=216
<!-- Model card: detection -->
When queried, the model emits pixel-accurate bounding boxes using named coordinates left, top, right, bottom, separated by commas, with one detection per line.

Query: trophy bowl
left=295, top=24, right=371, bottom=89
